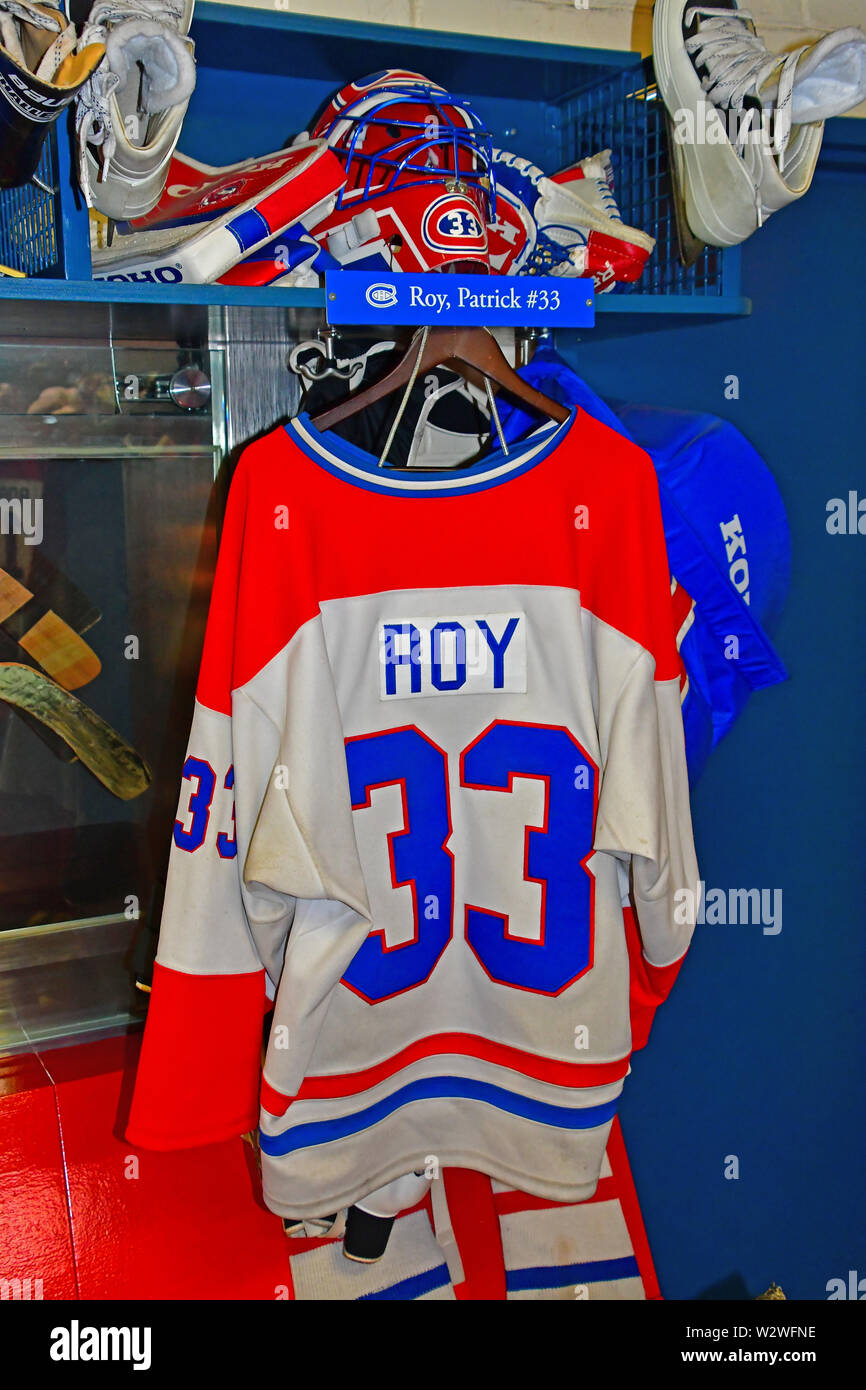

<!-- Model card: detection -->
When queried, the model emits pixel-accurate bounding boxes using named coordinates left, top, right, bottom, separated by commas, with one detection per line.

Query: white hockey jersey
left=127, top=408, right=698, bottom=1219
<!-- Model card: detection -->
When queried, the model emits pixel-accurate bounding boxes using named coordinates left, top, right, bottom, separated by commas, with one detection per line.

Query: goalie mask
left=307, top=70, right=495, bottom=272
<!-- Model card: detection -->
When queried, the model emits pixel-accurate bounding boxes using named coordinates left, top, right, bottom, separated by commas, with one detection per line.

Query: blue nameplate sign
left=325, top=270, right=595, bottom=328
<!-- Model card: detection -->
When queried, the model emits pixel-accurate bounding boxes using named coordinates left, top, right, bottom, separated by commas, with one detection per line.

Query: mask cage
left=323, top=86, right=497, bottom=219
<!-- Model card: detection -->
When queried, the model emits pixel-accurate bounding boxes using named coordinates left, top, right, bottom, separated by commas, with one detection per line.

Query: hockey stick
left=0, top=663, right=151, bottom=800
left=0, top=565, right=101, bottom=689
left=0, top=626, right=76, bottom=761
left=5, top=550, right=102, bottom=634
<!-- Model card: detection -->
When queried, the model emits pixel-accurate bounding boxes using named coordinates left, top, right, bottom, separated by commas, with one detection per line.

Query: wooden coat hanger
left=309, top=325, right=570, bottom=432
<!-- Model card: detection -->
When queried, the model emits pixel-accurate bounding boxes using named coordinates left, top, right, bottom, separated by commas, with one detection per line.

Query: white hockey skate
left=653, top=1, right=866, bottom=247
left=75, top=0, right=196, bottom=220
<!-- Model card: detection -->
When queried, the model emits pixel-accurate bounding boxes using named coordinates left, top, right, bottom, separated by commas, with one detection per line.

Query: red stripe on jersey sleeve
left=623, top=904, right=688, bottom=1052
left=126, top=963, right=266, bottom=1150
left=194, top=460, right=248, bottom=717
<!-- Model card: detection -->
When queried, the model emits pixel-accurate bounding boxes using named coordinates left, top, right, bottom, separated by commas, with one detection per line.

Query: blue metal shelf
left=0, top=278, right=327, bottom=308
left=0, top=3, right=751, bottom=329
left=0, top=277, right=751, bottom=323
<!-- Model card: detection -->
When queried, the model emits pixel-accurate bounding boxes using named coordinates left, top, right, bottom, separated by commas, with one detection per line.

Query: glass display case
left=0, top=302, right=227, bottom=1052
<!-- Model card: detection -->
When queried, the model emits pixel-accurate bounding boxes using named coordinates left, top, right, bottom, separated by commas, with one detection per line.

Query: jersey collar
left=284, top=407, right=578, bottom=497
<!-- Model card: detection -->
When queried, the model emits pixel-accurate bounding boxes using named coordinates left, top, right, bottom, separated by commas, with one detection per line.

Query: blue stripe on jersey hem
left=506, top=1254, right=640, bottom=1291
left=357, top=1263, right=452, bottom=1300
left=283, top=408, right=578, bottom=497
left=258, top=1076, right=618, bottom=1156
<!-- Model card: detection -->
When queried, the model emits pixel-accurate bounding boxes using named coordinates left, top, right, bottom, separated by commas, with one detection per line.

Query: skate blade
left=663, top=108, right=709, bottom=269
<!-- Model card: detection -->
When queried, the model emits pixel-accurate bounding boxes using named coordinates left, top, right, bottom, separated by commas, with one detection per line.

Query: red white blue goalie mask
left=307, top=70, right=495, bottom=272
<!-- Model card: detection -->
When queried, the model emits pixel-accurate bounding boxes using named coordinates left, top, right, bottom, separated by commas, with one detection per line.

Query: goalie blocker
left=92, top=141, right=347, bottom=287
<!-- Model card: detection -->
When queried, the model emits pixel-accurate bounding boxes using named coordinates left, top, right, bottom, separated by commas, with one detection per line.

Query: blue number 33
left=343, top=720, right=597, bottom=1003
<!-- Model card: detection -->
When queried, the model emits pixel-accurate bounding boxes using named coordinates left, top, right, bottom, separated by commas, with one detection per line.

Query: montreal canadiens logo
left=365, top=282, right=398, bottom=308
left=201, top=178, right=247, bottom=208
left=165, top=177, right=247, bottom=208
left=421, top=195, right=487, bottom=253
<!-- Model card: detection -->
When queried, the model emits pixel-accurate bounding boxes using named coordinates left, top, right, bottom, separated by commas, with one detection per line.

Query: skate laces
left=0, top=0, right=64, bottom=47
left=75, top=1, right=188, bottom=203
left=0, top=1, right=76, bottom=81
left=595, top=178, right=620, bottom=220
left=75, top=66, right=121, bottom=196
left=684, top=6, right=809, bottom=165
left=588, top=159, right=620, bottom=221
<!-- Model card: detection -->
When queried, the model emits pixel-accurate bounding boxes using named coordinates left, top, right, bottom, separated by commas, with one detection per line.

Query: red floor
left=0, top=1034, right=295, bottom=1300
left=1, top=1033, right=658, bottom=1301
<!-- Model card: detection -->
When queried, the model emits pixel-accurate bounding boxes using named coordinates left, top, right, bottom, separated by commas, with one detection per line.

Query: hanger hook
left=377, top=326, right=430, bottom=469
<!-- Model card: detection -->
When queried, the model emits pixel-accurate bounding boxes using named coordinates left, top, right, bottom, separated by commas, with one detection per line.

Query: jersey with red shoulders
left=127, top=409, right=698, bottom=1221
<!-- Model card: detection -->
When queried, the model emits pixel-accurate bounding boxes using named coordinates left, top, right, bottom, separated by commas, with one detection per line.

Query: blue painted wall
left=560, top=134, right=866, bottom=1300
left=181, top=4, right=627, bottom=172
